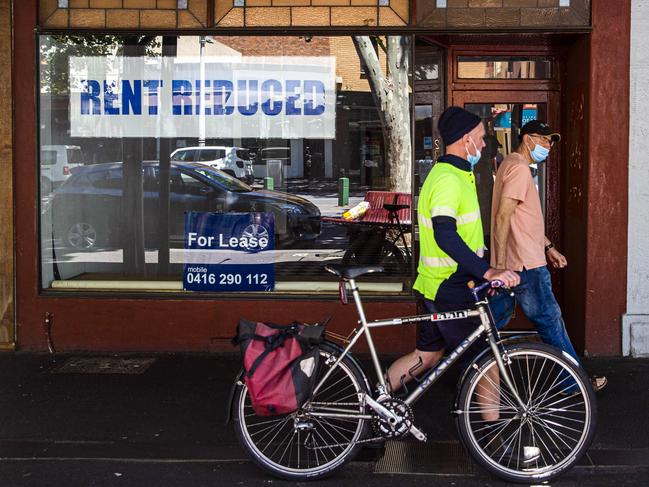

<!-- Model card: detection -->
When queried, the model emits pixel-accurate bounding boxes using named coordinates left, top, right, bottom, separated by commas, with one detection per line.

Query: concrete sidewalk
left=0, top=352, right=647, bottom=476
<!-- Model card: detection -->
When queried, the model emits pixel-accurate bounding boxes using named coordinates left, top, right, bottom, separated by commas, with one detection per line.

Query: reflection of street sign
left=424, top=136, right=433, bottom=150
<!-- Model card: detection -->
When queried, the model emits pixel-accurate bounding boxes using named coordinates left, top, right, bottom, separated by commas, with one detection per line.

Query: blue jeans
left=489, top=266, right=581, bottom=365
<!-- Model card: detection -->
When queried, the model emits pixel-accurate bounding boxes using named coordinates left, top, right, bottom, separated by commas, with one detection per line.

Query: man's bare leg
left=475, top=366, right=501, bottom=421
left=388, top=349, right=501, bottom=422
left=386, top=349, right=445, bottom=392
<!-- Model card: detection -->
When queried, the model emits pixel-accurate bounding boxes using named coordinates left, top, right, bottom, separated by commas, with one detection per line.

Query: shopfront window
left=39, top=35, right=413, bottom=294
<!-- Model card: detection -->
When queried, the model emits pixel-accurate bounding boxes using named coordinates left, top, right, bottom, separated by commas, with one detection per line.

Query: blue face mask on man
left=526, top=139, right=550, bottom=163
left=466, top=137, right=481, bottom=168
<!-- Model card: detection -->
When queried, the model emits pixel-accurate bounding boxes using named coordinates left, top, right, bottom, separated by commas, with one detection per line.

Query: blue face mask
left=527, top=141, right=550, bottom=163
left=466, top=137, right=481, bottom=168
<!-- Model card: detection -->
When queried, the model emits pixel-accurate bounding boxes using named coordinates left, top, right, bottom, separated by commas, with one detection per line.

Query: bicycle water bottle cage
left=408, top=356, right=424, bottom=384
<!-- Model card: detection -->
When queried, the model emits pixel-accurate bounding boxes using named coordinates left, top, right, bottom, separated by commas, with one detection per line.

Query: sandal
left=590, top=375, right=607, bottom=392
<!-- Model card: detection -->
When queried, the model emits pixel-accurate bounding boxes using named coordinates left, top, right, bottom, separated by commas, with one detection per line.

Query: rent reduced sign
left=69, top=56, right=336, bottom=139
left=183, top=212, right=275, bottom=292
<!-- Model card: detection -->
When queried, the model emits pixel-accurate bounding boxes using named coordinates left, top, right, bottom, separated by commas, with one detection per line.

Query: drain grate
left=50, top=357, right=157, bottom=375
left=374, top=440, right=479, bottom=475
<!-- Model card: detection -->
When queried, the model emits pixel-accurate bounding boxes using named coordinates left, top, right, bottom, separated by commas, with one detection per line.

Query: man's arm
left=433, top=216, right=489, bottom=278
left=433, top=216, right=520, bottom=287
left=543, top=235, right=568, bottom=268
left=493, top=196, right=519, bottom=269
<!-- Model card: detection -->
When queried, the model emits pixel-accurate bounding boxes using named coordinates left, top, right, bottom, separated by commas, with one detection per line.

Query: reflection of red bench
left=323, top=191, right=412, bottom=228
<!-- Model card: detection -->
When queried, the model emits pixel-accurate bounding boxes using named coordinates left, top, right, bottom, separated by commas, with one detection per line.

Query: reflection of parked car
left=49, top=161, right=321, bottom=251
left=40, top=145, right=84, bottom=193
left=171, top=146, right=254, bottom=184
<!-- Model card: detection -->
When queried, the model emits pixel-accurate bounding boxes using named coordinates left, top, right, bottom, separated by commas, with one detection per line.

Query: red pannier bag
left=234, top=319, right=325, bottom=416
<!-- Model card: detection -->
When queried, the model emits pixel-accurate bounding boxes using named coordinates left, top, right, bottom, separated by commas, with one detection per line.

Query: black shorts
left=415, top=288, right=488, bottom=361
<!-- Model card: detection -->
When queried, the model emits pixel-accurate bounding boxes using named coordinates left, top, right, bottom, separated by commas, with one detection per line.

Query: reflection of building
left=1, top=1, right=646, bottom=359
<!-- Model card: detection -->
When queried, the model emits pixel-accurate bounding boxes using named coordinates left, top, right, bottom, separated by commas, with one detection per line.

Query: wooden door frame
left=451, top=90, right=562, bottom=254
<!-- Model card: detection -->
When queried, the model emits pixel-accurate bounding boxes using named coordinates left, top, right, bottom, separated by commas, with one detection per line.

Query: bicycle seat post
left=348, top=277, right=387, bottom=391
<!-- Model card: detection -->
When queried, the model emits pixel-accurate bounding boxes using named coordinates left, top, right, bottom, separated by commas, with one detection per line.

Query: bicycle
left=341, top=200, right=412, bottom=273
left=230, top=264, right=597, bottom=483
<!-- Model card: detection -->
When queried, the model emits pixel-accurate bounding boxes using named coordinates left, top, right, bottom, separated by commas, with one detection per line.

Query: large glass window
left=39, top=35, right=413, bottom=294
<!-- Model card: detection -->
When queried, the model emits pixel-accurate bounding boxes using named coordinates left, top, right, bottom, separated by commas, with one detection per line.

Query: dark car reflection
left=48, top=161, right=321, bottom=251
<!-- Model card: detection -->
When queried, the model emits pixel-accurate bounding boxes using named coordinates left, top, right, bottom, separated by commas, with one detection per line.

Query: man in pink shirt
left=491, top=120, right=607, bottom=392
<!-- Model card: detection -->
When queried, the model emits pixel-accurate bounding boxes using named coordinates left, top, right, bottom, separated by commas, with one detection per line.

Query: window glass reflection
left=458, top=56, right=553, bottom=79
left=39, top=35, right=413, bottom=292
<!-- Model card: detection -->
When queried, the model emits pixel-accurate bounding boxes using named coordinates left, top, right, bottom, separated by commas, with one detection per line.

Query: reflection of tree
left=40, top=35, right=161, bottom=95
left=353, top=36, right=411, bottom=192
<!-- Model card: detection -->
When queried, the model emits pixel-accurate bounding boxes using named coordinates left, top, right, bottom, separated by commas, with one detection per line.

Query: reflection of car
left=40, top=145, right=85, bottom=193
left=171, top=146, right=254, bottom=184
left=49, top=161, right=321, bottom=251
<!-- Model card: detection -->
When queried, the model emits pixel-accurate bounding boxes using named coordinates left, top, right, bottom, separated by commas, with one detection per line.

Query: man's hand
left=547, top=248, right=567, bottom=269
left=484, top=268, right=520, bottom=288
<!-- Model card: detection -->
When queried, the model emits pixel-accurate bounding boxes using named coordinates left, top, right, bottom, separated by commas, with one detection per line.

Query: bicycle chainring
left=371, top=398, right=413, bottom=439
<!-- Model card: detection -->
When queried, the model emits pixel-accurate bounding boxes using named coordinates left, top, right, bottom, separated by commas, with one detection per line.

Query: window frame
left=35, top=30, right=420, bottom=300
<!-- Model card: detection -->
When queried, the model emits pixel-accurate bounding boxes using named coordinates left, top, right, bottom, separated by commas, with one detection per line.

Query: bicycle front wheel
left=233, top=342, right=369, bottom=480
left=456, top=342, right=596, bottom=483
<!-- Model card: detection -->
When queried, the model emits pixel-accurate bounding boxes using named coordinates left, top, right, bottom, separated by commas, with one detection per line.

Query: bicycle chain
left=303, top=433, right=386, bottom=450
left=303, top=399, right=412, bottom=450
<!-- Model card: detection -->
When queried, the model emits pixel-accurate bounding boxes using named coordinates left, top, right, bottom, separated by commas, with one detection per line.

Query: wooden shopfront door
left=451, top=90, right=563, bottom=331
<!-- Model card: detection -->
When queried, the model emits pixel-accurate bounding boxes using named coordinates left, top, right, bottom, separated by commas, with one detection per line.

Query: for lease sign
left=69, top=56, right=336, bottom=139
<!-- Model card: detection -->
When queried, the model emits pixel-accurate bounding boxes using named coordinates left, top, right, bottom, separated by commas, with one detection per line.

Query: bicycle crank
left=367, top=396, right=427, bottom=442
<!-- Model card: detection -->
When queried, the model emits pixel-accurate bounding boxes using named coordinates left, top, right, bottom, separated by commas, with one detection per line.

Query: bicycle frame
left=310, top=278, right=527, bottom=419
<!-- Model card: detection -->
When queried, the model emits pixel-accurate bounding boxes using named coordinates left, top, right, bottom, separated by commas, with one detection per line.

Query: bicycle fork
left=477, top=304, right=528, bottom=412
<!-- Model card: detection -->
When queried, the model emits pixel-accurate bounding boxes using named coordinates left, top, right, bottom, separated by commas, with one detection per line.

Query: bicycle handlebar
left=469, top=279, right=512, bottom=296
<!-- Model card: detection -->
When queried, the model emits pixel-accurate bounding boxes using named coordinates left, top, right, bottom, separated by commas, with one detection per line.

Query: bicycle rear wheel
left=233, top=342, right=369, bottom=480
left=456, top=342, right=596, bottom=483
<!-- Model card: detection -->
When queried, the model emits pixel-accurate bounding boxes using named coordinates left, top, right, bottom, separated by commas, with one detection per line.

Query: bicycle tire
left=233, top=341, right=369, bottom=480
left=455, top=342, right=596, bottom=483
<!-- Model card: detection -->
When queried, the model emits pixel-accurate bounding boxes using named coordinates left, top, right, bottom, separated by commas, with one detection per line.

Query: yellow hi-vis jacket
left=413, top=162, right=485, bottom=301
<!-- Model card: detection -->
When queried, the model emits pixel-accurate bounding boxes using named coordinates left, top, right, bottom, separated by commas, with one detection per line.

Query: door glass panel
left=464, top=103, right=548, bottom=255
left=415, top=105, right=435, bottom=186
left=458, top=56, right=553, bottom=79
left=414, top=40, right=444, bottom=190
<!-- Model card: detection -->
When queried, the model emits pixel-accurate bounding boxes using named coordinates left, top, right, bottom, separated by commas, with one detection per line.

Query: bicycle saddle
left=324, top=264, right=384, bottom=280
left=383, top=203, right=410, bottom=212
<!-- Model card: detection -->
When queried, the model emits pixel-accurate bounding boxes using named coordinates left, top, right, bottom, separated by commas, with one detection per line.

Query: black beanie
left=438, top=106, right=482, bottom=146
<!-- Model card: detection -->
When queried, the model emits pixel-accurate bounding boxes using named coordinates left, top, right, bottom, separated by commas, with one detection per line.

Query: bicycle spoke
left=276, top=430, right=296, bottom=465
left=314, top=372, right=352, bottom=399
left=528, top=415, right=553, bottom=469
left=530, top=414, right=576, bottom=453
left=476, top=365, right=519, bottom=411
left=250, top=416, right=292, bottom=441
left=535, top=410, right=586, bottom=424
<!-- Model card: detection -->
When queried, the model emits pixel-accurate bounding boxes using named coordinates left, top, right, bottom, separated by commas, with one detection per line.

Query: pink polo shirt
left=490, top=152, right=547, bottom=272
